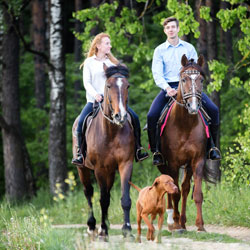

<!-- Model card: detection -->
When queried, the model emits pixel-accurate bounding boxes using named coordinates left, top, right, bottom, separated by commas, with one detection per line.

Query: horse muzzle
left=186, top=99, right=200, bottom=115
left=113, top=112, right=127, bottom=126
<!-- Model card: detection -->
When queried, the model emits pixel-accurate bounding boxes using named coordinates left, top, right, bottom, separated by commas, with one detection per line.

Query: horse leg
left=119, top=162, right=133, bottom=238
left=96, top=170, right=115, bottom=240
left=77, top=167, right=96, bottom=237
left=172, top=173, right=182, bottom=230
left=180, top=166, right=193, bottom=229
left=193, top=161, right=206, bottom=231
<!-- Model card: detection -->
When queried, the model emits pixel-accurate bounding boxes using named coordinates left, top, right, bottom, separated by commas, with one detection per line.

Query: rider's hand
left=166, top=87, right=177, bottom=97
left=95, top=94, right=103, bottom=102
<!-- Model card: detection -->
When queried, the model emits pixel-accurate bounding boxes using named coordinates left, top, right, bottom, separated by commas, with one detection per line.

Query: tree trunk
left=74, top=0, right=83, bottom=103
left=220, top=1, right=233, bottom=64
left=195, top=0, right=209, bottom=75
left=32, top=0, right=47, bottom=109
left=48, top=0, right=67, bottom=195
left=206, top=0, right=220, bottom=147
left=2, top=6, right=35, bottom=200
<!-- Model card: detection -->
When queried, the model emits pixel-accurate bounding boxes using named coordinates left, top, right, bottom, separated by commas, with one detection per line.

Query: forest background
left=0, top=0, right=249, bottom=201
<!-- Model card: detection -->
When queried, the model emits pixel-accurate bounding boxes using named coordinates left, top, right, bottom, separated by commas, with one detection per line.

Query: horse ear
left=181, top=54, right=188, bottom=67
left=197, top=54, right=204, bottom=67
left=103, top=63, right=108, bottom=71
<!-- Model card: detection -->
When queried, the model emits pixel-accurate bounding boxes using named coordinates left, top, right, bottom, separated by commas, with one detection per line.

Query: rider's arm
left=152, top=46, right=171, bottom=91
left=83, top=59, right=99, bottom=99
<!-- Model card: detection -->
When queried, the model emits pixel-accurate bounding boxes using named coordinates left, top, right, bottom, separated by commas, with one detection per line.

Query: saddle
left=79, top=101, right=101, bottom=163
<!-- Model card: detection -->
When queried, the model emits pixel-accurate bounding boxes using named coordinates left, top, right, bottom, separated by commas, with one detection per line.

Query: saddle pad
left=160, top=102, right=210, bottom=138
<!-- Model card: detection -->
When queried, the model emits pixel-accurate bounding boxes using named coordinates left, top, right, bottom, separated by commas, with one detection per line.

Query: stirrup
left=153, top=151, right=164, bottom=166
left=208, top=147, right=221, bottom=160
left=136, top=147, right=149, bottom=161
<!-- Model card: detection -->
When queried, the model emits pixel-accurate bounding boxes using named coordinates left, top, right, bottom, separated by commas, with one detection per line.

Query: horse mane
left=180, top=59, right=206, bottom=79
left=105, top=64, right=129, bottom=79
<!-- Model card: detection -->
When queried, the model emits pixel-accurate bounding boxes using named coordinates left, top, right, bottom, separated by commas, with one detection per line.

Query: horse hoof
left=197, top=227, right=206, bottom=232
left=168, top=223, right=182, bottom=231
left=173, top=228, right=186, bottom=234
left=122, top=223, right=134, bottom=239
left=87, top=228, right=98, bottom=240
left=98, top=235, right=109, bottom=242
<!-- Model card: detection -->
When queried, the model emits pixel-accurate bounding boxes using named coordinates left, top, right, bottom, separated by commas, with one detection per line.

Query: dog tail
left=128, top=181, right=141, bottom=192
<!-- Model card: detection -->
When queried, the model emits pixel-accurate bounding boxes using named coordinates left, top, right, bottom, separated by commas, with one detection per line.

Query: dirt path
left=53, top=223, right=250, bottom=249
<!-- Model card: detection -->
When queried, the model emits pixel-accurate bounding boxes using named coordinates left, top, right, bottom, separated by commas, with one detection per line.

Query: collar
left=165, top=38, right=184, bottom=48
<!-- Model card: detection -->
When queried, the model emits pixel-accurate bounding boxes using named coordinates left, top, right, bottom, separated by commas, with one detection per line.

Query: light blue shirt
left=152, top=39, right=198, bottom=90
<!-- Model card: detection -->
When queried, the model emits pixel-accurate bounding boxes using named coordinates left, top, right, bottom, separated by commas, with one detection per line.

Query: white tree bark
left=48, top=0, right=67, bottom=195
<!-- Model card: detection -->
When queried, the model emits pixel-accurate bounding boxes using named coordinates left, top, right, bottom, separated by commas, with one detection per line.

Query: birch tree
left=48, top=0, right=67, bottom=195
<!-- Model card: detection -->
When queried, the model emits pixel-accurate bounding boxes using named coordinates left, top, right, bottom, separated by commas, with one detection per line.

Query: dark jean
left=147, top=83, right=219, bottom=130
left=76, top=102, right=141, bottom=134
left=76, top=102, right=93, bottom=133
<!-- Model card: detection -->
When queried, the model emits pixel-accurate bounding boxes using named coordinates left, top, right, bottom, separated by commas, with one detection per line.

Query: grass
left=0, top=173, right=250, bottom=249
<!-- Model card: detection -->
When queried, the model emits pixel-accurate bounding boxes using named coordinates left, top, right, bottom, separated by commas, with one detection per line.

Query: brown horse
left=72, top=64, right=135, bottom=240
left=158, top=54, right=217, bottom=232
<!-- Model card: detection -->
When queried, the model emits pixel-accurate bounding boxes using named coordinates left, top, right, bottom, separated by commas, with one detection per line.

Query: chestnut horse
left=158, top=54, right=217, bottom=232
left=72, top=64, right=134, bottom=240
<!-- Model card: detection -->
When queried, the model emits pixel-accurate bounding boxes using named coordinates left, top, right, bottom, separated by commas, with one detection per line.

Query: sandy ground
left=53, top=223, right=250, bottom=250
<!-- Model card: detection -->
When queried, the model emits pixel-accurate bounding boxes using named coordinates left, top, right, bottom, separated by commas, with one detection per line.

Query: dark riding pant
left=127, top=107, right=141, bottom=135
left=77, top=102, right=141, bottom=134
left=147, top=82, right=219, bottom=130
left=76, top=102, right=93, bottom=134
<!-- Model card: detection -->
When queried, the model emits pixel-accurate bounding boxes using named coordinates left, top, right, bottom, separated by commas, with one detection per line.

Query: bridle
left=173, top=69, right=202, bottom=109
left=99, top=73, right=127, bottom=125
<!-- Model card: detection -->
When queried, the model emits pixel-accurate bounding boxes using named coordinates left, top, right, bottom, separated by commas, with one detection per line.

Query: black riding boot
left=72, top=132, right=83, bottom=165
left=128, top=110, right=149, bottom=162
left=208, top=124, right=221, bottom=160
left=134, top=128, right=149, bottom=162
left=147, top=127, right=164, bottom=166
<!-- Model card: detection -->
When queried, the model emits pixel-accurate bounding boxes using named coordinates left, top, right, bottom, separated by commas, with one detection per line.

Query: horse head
left=179, top=54, right=205, bottom=115
left=103, top=63, right=130, bottom=126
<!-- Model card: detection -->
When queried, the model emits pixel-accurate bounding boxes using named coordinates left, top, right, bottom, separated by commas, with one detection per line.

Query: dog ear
left=149, top=179, right=159, bottom=190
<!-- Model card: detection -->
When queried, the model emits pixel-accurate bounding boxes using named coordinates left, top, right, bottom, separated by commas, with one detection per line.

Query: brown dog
left=129, top=174, right=178, bottom=243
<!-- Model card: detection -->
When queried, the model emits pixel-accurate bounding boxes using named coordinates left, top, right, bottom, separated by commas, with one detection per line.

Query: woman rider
left=72, top=33, right=148, bottom=165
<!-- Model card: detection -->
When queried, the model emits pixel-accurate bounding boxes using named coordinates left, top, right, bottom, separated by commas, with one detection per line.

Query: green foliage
left=199, top=6, right=212, bottom=22
left=222, top=104, right=250, bottom=187
left=166, top=0, right=200, bottom=38
left=207, top=60, right=228, bottom=93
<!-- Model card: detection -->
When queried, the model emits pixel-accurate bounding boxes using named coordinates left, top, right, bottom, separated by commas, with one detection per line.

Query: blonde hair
left=80, top=33, right=119, bottom=69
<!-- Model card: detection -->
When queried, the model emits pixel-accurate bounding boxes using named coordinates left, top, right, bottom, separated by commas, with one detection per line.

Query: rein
left=98, top=101, right=116, bottom=124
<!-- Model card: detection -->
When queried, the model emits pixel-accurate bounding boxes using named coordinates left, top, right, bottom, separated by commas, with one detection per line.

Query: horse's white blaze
left=190, top=74, right=198, bottom=112
left=116, top=78, right=126, bottom=117
left=166, top=209, right=174, bottom=225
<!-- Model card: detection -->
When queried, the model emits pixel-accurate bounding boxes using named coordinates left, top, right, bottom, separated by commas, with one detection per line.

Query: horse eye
left=182, top=79, right=186, bottom=83
left=107, top=84, right=111, bottom=88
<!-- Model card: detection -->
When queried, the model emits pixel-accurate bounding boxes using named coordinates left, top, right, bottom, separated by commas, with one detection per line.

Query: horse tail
left=128, top=181, right=141, bottom=192
left=203, top=160, right=221, bottom=184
